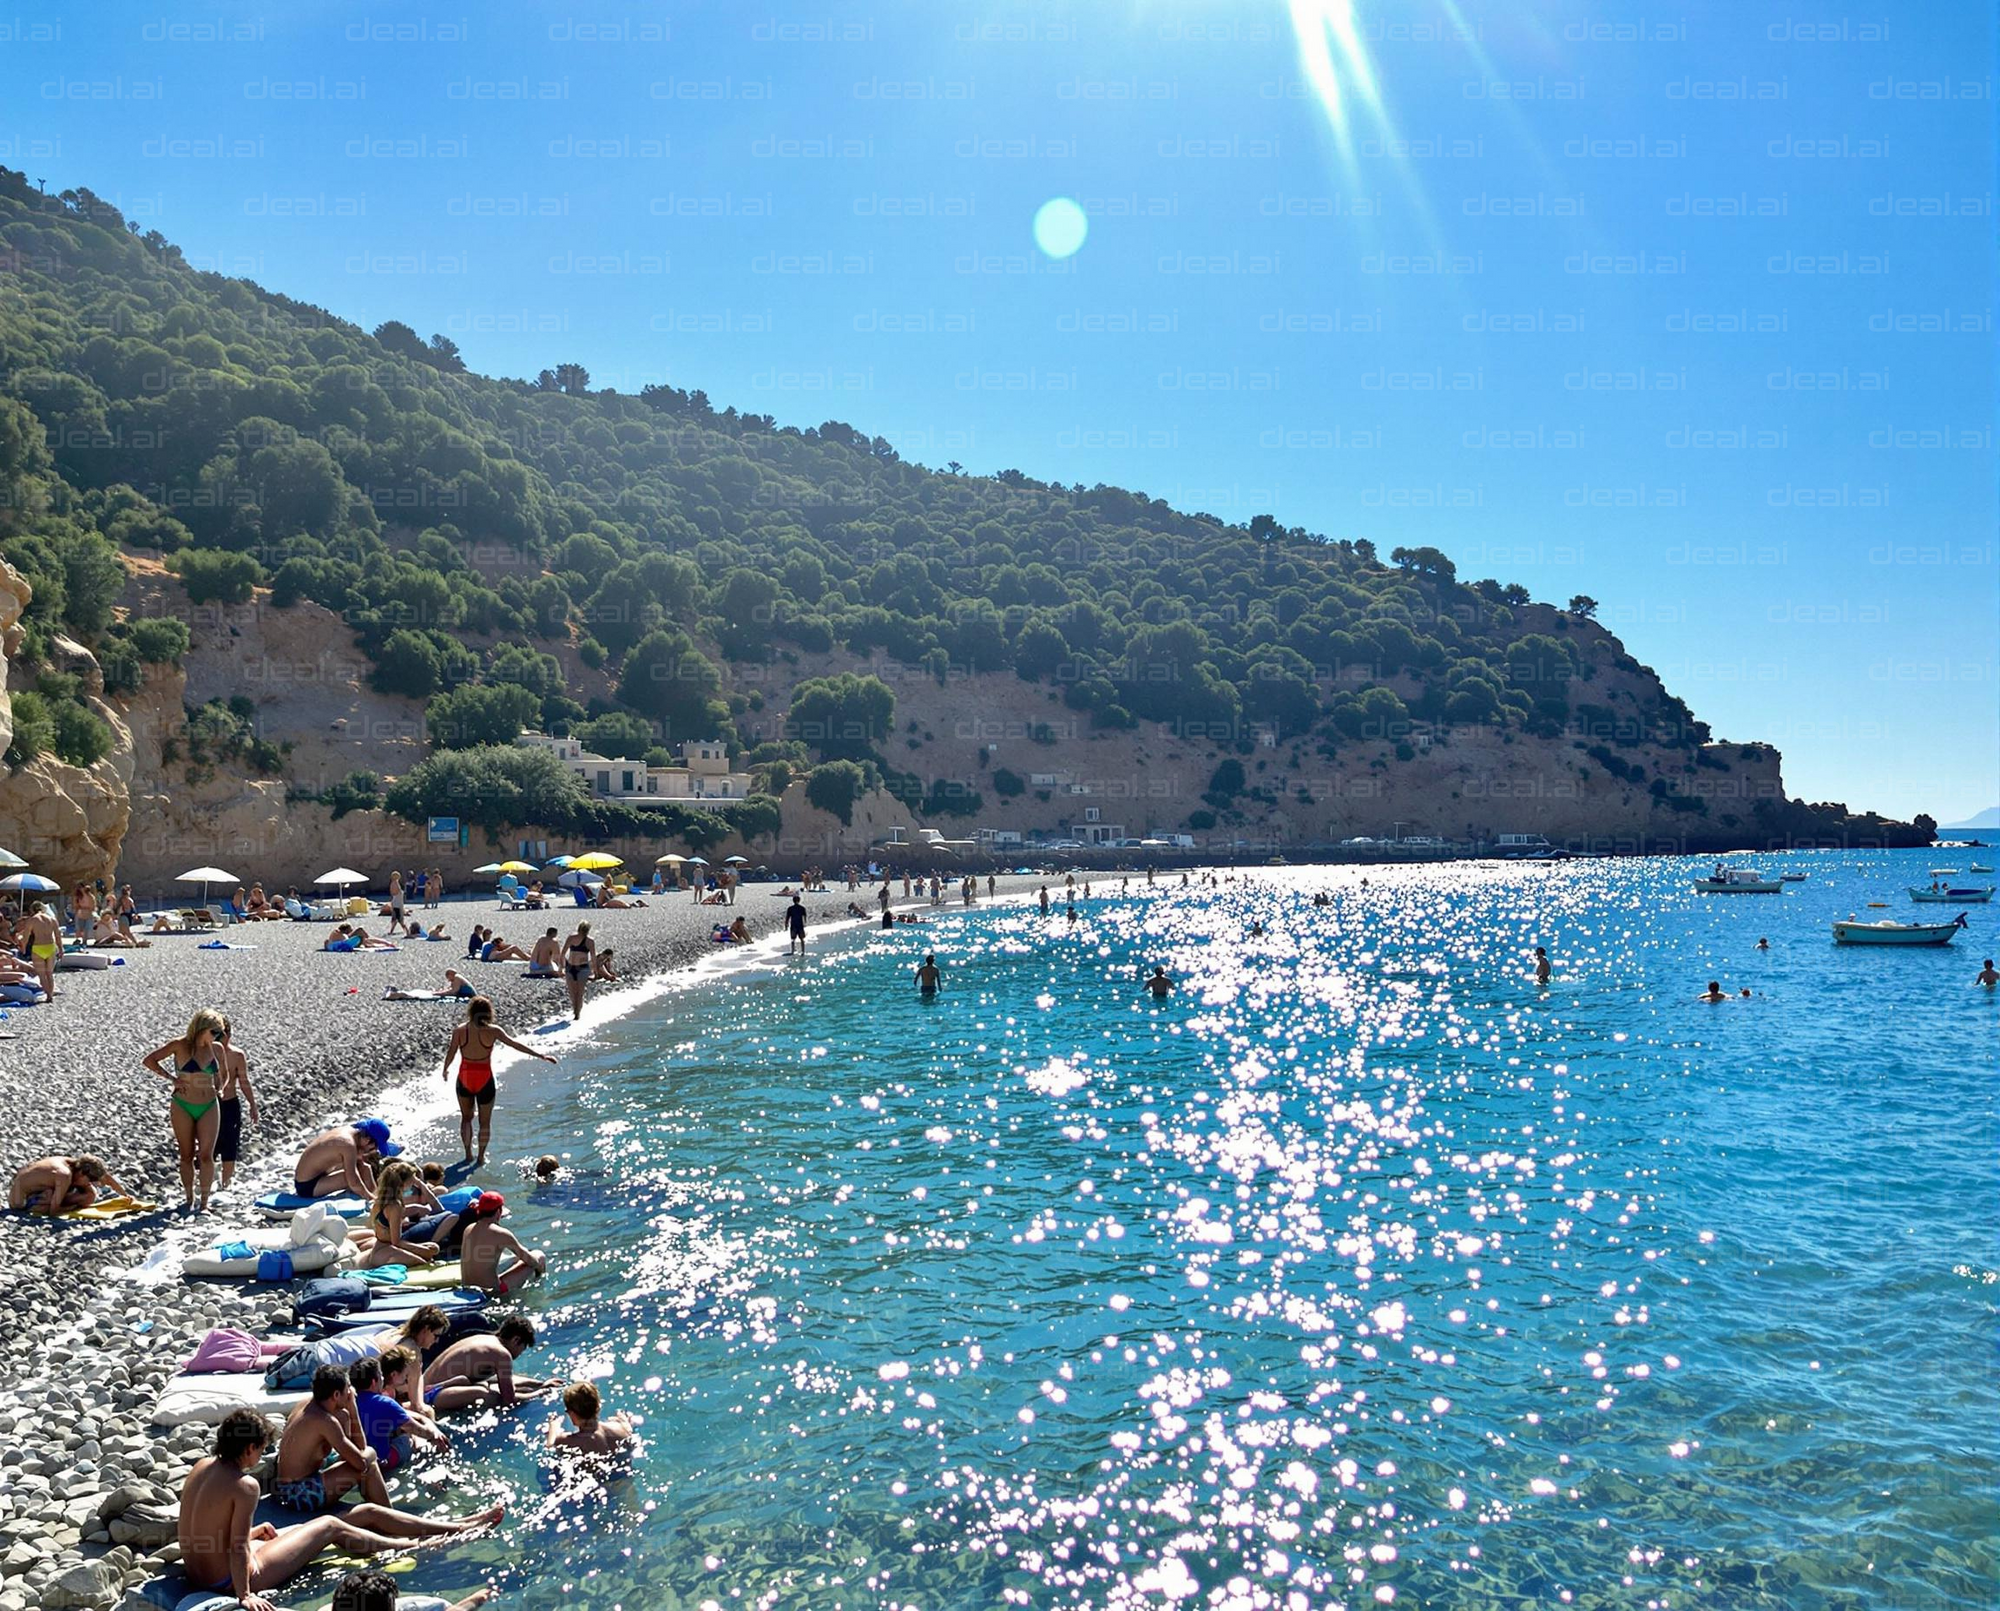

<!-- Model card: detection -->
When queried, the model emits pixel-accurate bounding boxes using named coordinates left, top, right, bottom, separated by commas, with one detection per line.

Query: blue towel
left=214, top=1240, right=255, bottom=1261
left=357, top=1265, right=408, bottom=1286
left=255, top=1249, right=294, bottom=1282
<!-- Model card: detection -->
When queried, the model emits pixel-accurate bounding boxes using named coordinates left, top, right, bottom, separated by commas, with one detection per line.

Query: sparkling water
left=382, top=855, right=1998, bottom=1610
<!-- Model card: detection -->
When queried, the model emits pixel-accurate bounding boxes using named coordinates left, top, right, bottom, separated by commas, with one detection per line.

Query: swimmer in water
left=914, top=954, right=942, bottom=996
left=1697, top=980, right=1728, bottom=1003
left=1755, top=937, right=1770, bottom=951
left=1978, top=958, right=1999, bottom=988
left=1739, top=987, right=1752, bottom=998
left=1533, top=947, right=1551, bottom=986
left=1145, top=965, right=1173, bottom=999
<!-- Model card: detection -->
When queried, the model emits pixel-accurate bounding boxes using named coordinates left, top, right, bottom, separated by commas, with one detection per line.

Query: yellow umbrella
left=497, top=860, right=538, bottom=875
left=570, top=852, right=625, bottom=871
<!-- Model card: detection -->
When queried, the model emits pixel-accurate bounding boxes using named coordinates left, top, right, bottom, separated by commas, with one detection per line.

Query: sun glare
left=1288, top=0, right=1384, bottom=159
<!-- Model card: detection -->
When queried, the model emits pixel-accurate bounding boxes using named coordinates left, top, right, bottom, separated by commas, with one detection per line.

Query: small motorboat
left=1971, top=863, right=1993, bottom=873
left=1694, top=867, right=1783, bottom=894
left=1832, top=914, right=1966, bottom=946
left=1778, top=872, right=1808, bottom=882
left=1909, top=884, right=1996, bottom=903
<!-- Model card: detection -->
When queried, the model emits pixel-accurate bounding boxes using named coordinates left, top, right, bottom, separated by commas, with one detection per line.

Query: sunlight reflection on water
left=382, top=857, right=1996, bottom=1611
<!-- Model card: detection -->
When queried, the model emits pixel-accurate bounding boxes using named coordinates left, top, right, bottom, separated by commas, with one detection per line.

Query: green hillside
left=0, top=170, right=1926, bottom=850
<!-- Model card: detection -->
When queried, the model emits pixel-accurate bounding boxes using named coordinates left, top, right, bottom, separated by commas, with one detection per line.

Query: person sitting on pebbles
left=422, top=1316, right=553, bottom=1413
left=180, top=1409, right=499, bottom=1611
left=292, top=1118, right=400, bottom=1200
left=7, top=1154, right=130, bottom=1215
left=456, top=1191, right=549, bottom=1296
left=86, top=912, right=148, bottom=948
left=527, top=927, right=562, bottom=979
left=481, top=932, right=532, bottom=964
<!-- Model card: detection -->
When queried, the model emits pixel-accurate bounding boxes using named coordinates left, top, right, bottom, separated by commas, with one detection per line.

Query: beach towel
left=61, top=1194, right=157, bottom=1221
left=213, top=1240, right=255, bottom=1262
left=183, top=1328, right=287, bottom=1375
left=357, top=1265, right=409, bottom=1286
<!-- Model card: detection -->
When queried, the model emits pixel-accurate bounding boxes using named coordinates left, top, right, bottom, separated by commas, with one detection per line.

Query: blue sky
left=9, top=0, right=1995, bottom=821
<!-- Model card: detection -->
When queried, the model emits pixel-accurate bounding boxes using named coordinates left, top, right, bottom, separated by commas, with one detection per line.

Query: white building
left=517, top=732, right=754, bottom=804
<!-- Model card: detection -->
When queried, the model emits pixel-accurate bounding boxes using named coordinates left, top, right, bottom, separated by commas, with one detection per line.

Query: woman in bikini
left=360, top=1160, right=440, bottom=1268
left=213, top=1016, right=261, bottom=1192
left=141, top=1007, right=227, bottom=1213
left=443, top=996, right=555, bottom=1167
left=562, top=923, right=595, bottom=1022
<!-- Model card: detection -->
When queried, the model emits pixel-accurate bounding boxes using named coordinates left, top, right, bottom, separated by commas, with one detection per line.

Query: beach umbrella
left=0, top=871, right=57, bottom=914
left=654, top=854, right=686, bottom=865
left=313, top=868, right=368, bottom=888
left=545, top=855, right=575, bottom=869
left=178, top=866, right=240, bottom=906
left=571, top=852, right=624, bottom=871
left=497, top=861, right=537, bottom=875
left=723, top=855, right=750, bottom=866
left=557, top=869, right=604, bottom=889
left=0, top=848, right=26, bottom=870
left=686, top=856, right=710, bottom=867
left=472, top=862, right=506, bottom=875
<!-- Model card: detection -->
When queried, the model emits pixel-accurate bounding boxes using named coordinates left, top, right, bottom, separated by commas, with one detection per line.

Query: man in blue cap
left=292, top=1118, right=401, bottom=1200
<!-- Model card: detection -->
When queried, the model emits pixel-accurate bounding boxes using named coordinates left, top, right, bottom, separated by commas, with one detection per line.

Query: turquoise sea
left=384, top=853, right=1998, bottom=1611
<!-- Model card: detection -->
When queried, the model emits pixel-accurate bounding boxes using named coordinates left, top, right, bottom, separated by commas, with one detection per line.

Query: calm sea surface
left=379, top=853, right=1998, bottom=1611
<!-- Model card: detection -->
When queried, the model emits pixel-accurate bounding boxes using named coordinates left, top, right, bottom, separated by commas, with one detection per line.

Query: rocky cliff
left=0, top=561, right=132, bottom=890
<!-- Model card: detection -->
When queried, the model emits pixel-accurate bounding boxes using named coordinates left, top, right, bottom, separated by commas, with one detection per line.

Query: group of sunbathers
left=178, top=1293, right=626, bottom=1607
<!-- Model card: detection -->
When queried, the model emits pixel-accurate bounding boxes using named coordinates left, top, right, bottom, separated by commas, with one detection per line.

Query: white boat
left=1778, top=872, right=1808, bottom=882
left=1832, top=914, right=1966, bottom=946
left=1970, top=863, right=1993, bottom=873
left=1909, top=884, right=1995, bottom=903
left=1694, top=868, right=1783, bottom=894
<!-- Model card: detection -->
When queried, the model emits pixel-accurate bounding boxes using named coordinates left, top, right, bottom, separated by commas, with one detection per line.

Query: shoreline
left=0, top=873, right=1053, bottom=1609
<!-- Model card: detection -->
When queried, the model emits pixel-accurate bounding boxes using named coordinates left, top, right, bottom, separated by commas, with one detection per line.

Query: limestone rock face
left=0, top=566, right=132, bottom=887
left=0, top=558, right=26, bottom=760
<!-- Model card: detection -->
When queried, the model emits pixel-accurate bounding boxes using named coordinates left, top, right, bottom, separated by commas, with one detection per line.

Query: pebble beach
left=0, top=875, right=1043, bottom=1611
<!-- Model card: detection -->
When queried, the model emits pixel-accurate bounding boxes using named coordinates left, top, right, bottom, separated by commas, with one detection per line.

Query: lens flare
left=1032, top=196, right=1089, bottom=259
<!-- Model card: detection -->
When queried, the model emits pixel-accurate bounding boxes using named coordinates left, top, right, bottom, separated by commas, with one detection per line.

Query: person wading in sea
left=443, top=997, right=556, bottom=1167
left=562, top=922, right=596, bottom=1022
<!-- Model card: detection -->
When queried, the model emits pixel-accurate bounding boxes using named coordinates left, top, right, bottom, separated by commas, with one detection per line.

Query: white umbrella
left=0, top=848, right=27, bottom=871
left=723, top=855, right=750, bottom=866
left=313, top=868, right=369, bottom=888
left=557, top=868, right=604, bottom=888
left=472, top=862, right=506, bottom=875
left=178, top=866, right=240, bottom=906
left=654, top=854, right=686, bottom=865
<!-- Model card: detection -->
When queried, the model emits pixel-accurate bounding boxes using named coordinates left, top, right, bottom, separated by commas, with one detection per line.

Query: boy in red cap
left=457, top=1191, right=548, bottom=1296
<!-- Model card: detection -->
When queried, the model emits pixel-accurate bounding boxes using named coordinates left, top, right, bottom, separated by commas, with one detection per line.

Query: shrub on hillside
left=173, top=548, right=264, bottom=606
left=2, top=690, right=53, bottom=768
left=804, top=759, right=869, bottom=825
left=427, top=682, right=540, bottom=750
